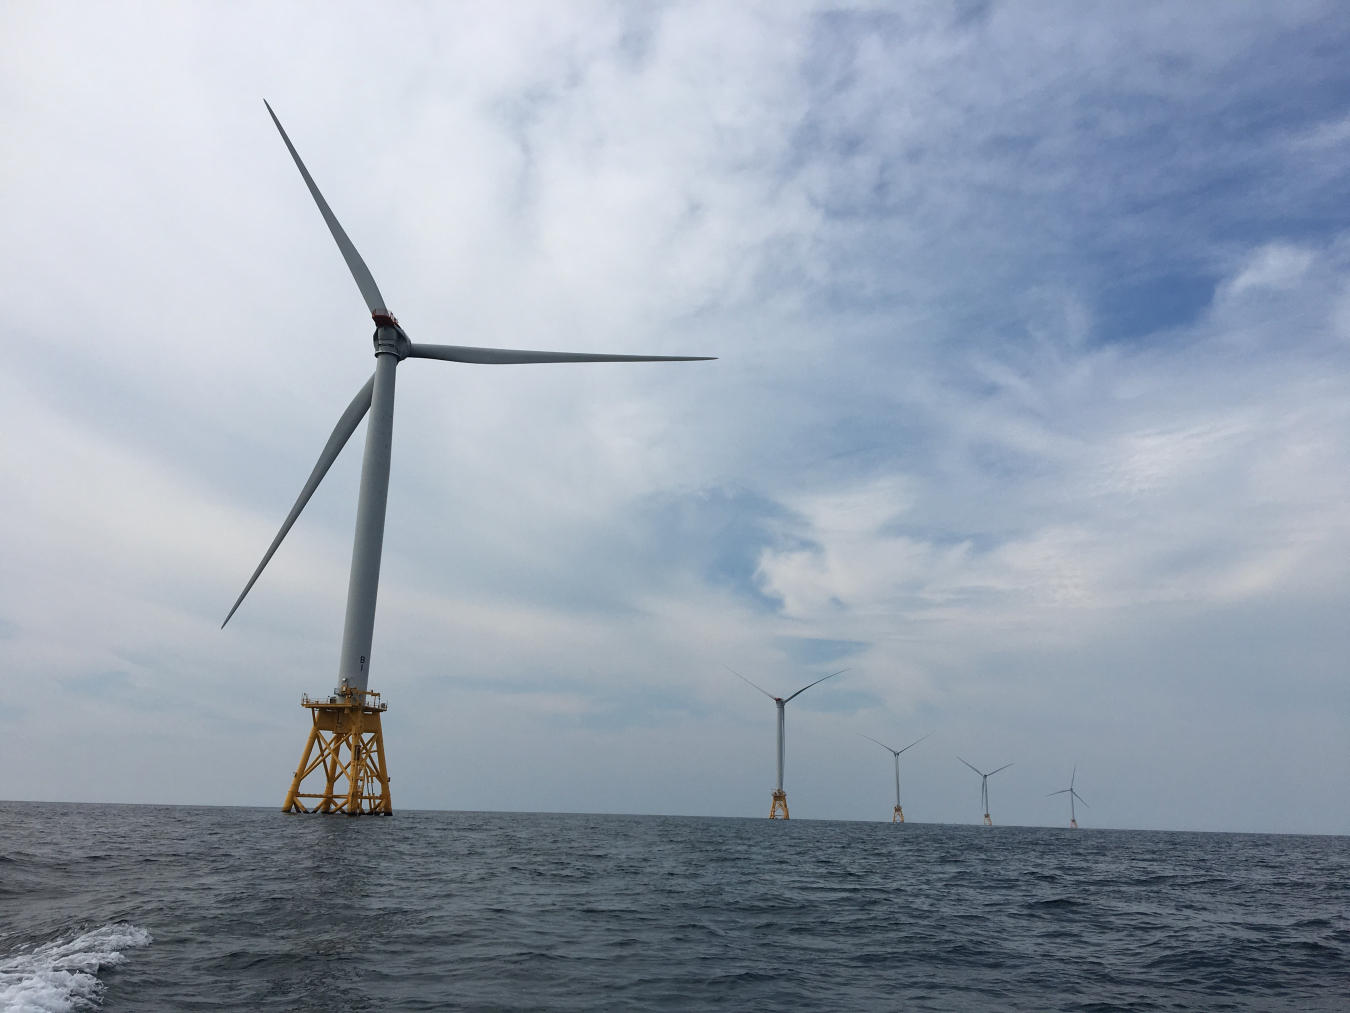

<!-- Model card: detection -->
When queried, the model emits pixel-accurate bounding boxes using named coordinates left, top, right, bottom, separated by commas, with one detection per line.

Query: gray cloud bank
left=2, top=2, right=1348, bottom=832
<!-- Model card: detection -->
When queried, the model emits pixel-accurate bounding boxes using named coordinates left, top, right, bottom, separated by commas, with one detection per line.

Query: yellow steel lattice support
left=893, top=805, right=904, bottom=823
left=282, top=687, right=392, bottom=815
left=769, top=789, right=789, bottom=819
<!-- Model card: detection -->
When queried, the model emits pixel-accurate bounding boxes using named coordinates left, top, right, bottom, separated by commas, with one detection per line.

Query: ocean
left=1, top=802, right=1346, bottom=1012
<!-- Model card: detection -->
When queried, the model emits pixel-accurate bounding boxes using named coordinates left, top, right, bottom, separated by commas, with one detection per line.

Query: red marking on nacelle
left=372, top=310, right=399, bottom=327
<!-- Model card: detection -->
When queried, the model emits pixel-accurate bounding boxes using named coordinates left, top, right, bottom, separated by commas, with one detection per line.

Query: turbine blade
left=222, top=374, right=375, bottom=628
left=896, top=732, right=932, bottom=755
left=857, top=733, right=897, bottom=754
left=264, top=101, right=387, bottom=315
left=1047, top=789, right=1070, bottom=796
left=1073, top=791, right=1090, bottom=808
left=407, top=343, right=714, bottom=365
left=784, top=669, right=847, bottom=703
left=725, top=665, right=775, bottom=701
left=988, top=763, right=1013, bottom=776
left=957, top=756, right=984, bottom=776
left=1071, top=764, right=1077, bottom=789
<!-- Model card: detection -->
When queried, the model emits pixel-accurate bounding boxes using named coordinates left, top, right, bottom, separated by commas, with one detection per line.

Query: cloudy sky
left=3, top=1, right=1348, bottom=833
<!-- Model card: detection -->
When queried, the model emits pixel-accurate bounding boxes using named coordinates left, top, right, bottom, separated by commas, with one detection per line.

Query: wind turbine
left=731, top=668, right=846, bottom=818
left=957, top=757, right=1012, bottom=826
left=224, top=102, right=712, bottom=816
left=858, top=732, right=930, bottom=822
left=1048, top=765, right=1089, bottom=828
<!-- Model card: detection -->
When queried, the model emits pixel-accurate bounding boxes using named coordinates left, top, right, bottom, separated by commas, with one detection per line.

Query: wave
left=0, top=923, right=151, bottom=1013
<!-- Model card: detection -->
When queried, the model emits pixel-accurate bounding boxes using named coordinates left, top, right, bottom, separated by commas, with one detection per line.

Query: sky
left=2, top=1, right=1348, bottom=833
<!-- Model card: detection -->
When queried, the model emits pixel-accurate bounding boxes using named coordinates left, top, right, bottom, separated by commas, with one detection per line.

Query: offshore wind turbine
left=858, top=732, right=930, bottom=822
left=731, top=668, right=846, bottom=818
left=1048, top=766, right=1089, bottom=829
left=958, top=757, right=1012, bottom=826
left=223, top=102, right=712, bottom=816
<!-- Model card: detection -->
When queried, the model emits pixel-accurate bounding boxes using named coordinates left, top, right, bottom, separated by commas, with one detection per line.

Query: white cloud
left=1228, top=243, right=1316, bottom=296
left=1, top=1, right=1348, bottom=831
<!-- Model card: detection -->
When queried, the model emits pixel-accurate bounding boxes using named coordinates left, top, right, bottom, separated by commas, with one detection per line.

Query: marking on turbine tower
left=729, top=666, right=846, bottom=819
left=858, top=732, right=930, bottom=822
left=958, top=757, right=1012, bottom=826
left=222, top=101, right=713, bottom=815
left=1048, top=765, right=1089, bottom=829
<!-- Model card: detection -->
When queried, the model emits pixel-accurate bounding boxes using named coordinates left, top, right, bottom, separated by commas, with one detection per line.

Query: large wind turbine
left=224, top=102, right=712, bottom=815
left=957, top=757, right=1012, bottom=826
left=1048, top=765, right=1089, bottom=829
left=858, top=732, right=929, bottom=822
left=731, top=668, right=846, bottom=819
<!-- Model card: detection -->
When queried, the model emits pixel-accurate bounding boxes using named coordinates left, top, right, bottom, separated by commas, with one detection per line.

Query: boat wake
left=0, top=923, right=151, bottom=1013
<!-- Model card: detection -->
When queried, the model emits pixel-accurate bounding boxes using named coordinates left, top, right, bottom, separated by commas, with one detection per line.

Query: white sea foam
left=0, top=923, right=151, bottom=1013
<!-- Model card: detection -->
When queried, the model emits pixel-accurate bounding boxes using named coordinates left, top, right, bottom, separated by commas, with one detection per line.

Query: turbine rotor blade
left=222, top=374, right=375, bottom=628
left=896, top=732, right=932, bottom=755
left=988, top=763, right=1013, bottom=777
left=407, top=343, right=714, bottom=365
left=725, top=665, right=776, bottom=701
left=1072, top=790, right=1090, bottom=808
left=784, top=669, right=847, bottom=703
left=957, top=756, right=984, bottom=776
left=264, top=101, right=388, bottom=315
left=857, top=733, right=897, bottom=754
left=1048, top=789, right=1071, bottom=796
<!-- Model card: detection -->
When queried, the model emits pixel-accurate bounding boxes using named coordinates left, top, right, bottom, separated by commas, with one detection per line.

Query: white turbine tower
left=858, top=732, right=930, bottom=822
left=731, top=668, right=846, bottom=819
left=1048, top=765, right=1089, bottom=829
left=957, top=757, right=1012, bottom=826
left=223, top=102, right=713, bottom=815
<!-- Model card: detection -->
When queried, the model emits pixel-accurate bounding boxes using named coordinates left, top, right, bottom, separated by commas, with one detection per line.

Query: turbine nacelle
left=373, top=324, right=411, bottom=360
left=371, top=311, right=412, bottom=357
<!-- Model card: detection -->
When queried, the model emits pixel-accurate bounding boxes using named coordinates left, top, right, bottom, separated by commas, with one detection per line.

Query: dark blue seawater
left=2, top=803, right=1346, bottom=1012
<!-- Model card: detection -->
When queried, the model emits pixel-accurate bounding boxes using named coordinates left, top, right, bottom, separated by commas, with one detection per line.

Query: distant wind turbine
left=1048, top=766, right=1089, bottom=828
left=858, top=733, right=930, bottom=822
left=223, top=101, right=713, bottom=816
left=957, top=757, right=1012, bottom=826
left=731, top=667, right=846, bottom=819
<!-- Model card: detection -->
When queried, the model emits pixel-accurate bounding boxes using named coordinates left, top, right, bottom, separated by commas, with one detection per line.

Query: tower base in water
left=983, top=812, right=992, bottom=826
left=893, top=805, right=904, bottom=823
left=1070, top=818, right=1078, bottom=829
left=283, top=687, right=392, bottom=815
left=770, top=789, right=789, bottom=819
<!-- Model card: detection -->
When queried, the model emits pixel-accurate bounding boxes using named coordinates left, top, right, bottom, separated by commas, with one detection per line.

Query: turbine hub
left=372, top=318, right=411, bottom=361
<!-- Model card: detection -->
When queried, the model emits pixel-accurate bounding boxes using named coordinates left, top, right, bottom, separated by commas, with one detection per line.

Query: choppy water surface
left=2, top=803, right=1346, bottom=1011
